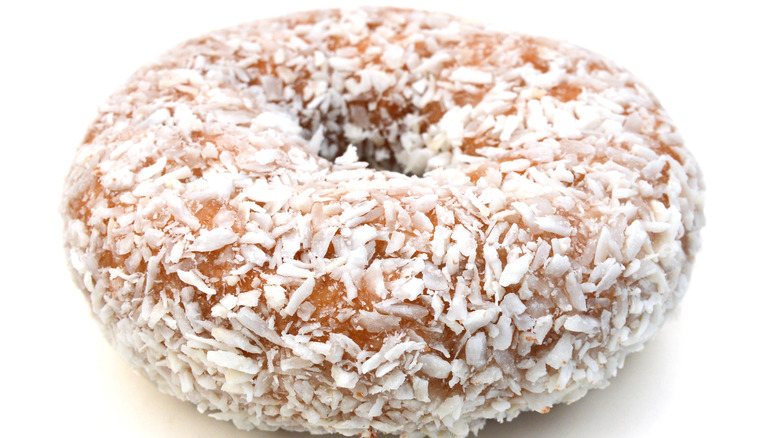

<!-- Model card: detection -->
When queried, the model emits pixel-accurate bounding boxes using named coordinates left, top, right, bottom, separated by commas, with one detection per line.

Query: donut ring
left=62, top=7, right=704, bottom=438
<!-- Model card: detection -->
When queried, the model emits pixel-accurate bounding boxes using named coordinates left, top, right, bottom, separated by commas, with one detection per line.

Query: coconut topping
left=62, top=7, right=704, bottom=438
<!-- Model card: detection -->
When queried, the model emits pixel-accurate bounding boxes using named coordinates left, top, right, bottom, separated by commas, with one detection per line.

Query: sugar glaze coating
left=62, top=7, right=704, bottom=437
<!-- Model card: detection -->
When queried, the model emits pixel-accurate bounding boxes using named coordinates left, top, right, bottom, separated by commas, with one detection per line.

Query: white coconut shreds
left=61, top=7, right=704, bottom=438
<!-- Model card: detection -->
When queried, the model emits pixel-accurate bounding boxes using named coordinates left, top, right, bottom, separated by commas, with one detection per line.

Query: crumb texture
left=62, top=7, right=703, bottom=437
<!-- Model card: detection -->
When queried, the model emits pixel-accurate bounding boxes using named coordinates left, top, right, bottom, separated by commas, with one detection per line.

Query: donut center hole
left=317, top=134, right=410, bottom=175
left=309, top=126, right=421, bottom=176
left=297, top=102, right=446, bottom=177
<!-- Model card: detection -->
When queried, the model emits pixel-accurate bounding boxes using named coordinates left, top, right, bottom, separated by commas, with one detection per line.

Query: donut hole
left=295, top=97, right=449, bottom=177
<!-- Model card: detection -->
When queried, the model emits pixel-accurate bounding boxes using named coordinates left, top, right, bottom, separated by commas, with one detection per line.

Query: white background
left=2, top=0, right=778, bottom=436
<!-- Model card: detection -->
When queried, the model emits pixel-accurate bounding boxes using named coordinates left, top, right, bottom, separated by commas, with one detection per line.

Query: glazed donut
left=62, top=7, right=704, bottom=438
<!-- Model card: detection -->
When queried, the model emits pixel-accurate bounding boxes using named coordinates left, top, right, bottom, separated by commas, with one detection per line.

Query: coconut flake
left=331, top=365, right=360, bottom=389
left=176, top=270, right=216, bottom=296
left=564, top=315, right=600, bottom=334
left=465, top=332, right=487, bottom=367
left=450, top=67, right=493, bottom=84
left=544, top=254, right=571, bottom=277
left=190, top=228, right=237, bottom=252
left=277, top=263, right=314, bottom=278
left=536, top=216, right=572, bottom=236
left=396, top=277, right=425, bottom=301
left=353, top=310, right=402, bottom=333
left=206, top=351, right=260, bottom=374
left=546, top=333, right=573, bottom=369
left=499, top=253, right=532, bottom=287
left=490, top=315, right=514, bottom=351
left=423, top=264, right=448, bottom=291
left=282, top=277, right=315, bottom=316
left=463, top=308, right=499, bottom=333
left=384, top=341, right=426, bottom=361
left=419, top=354, right=452, bottom=379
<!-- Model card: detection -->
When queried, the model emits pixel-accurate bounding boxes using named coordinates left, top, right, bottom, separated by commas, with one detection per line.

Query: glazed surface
left=62, top=7, right=704, bottom=437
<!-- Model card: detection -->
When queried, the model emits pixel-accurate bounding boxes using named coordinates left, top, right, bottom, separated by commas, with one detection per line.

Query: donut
left=62, top=7, right=704, bottom=438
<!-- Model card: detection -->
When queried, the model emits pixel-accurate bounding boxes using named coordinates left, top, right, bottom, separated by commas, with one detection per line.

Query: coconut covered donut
left=62, top=7, right=704, bottom=438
